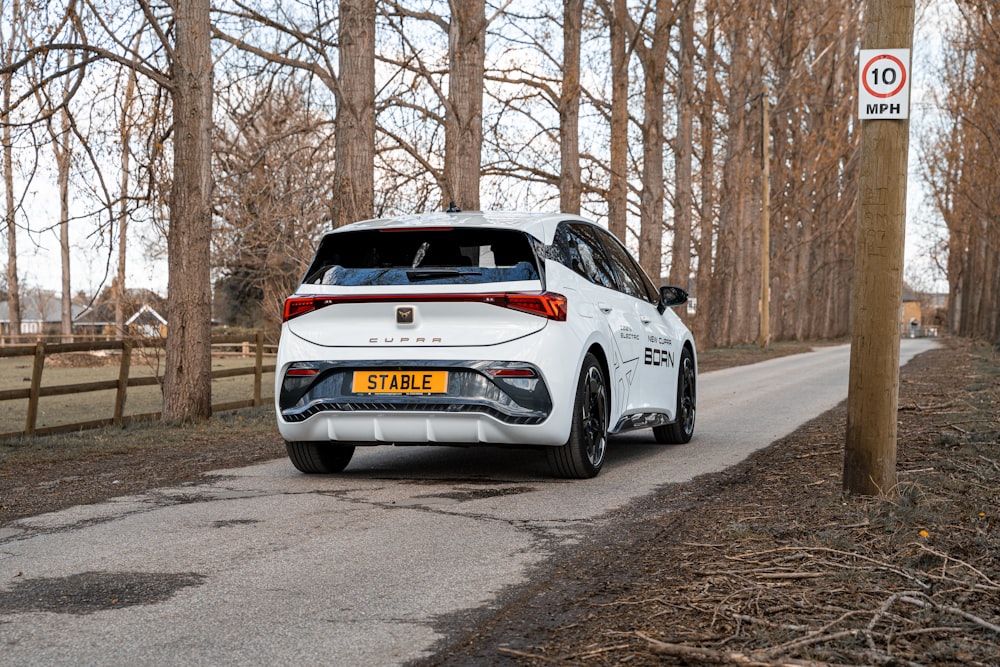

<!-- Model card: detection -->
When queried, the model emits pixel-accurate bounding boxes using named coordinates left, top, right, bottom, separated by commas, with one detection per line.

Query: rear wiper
left=406, top=268, right=482, bottom=281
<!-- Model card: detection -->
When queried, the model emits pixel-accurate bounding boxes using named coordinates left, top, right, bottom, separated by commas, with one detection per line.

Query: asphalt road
left=0, top=338, right=938, bottom=666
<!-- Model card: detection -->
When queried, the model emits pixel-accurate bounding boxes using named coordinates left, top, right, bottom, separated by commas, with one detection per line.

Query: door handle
left=640, top=315, right=651, bottom=324
left=598, top=302, right=612, bottom=313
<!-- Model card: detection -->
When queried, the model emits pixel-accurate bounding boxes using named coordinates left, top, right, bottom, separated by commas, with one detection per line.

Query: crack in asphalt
left=308, top=485, right=593, bottom=552
left=2, top=478, right=576, bottom=555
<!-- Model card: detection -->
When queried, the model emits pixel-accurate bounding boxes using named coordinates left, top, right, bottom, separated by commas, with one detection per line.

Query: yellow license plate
left=352, top=370, right=449, bottom=394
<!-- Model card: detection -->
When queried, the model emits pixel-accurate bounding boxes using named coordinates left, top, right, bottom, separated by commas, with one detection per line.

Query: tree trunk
left=333, top=0, right=376, bottom=228
left=163, top=0, right=214, bottom=421
left=559, top=0, right=583, bottom=215
left=3, top=105, right=19, bottom=342
left=670, top=0, right=694, bottom=294
left=712, top=21, right=755, bottom=346
left=58, top=98, right=73, bottom=341
left=116, top=87, right=132, bottom=339
left=115, top=35, right=143, bottom=339
left=694, top=5, right=717, bottom=349
left=606, top=0, right=628, bottom=243
left=634, top=0, right=671, bottom=283
left=444, top=0, right=485, bottom=211
left=2, top=0, right=22, bottom=343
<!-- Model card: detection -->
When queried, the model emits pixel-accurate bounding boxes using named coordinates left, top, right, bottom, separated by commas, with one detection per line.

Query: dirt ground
left=2, top=338, right=998, bottom=666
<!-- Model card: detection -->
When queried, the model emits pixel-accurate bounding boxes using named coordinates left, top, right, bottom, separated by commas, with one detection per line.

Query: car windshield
left=302, top=228, right=541, bottom=286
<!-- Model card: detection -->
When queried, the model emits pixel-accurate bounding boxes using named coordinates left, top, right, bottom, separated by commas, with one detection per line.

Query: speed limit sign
left=858, top=49, right=911, bottom=120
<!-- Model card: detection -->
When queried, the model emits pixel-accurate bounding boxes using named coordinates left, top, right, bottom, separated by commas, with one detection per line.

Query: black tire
left=547, top=353, right=608, bottom=479
left=285, top=441, right=355, bottom=474
left=653, top=347, right=696, bottom=444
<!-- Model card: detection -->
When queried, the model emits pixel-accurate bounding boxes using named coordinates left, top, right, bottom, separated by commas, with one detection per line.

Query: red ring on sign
left=862, top=54, right=906, bottom=99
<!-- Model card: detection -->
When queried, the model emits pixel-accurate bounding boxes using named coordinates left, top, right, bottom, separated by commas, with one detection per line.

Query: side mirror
left=658, top=285, right=689, bottom=313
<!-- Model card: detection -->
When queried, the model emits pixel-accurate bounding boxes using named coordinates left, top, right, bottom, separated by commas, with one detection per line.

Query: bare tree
left=710, top=1, right=761, bottom=346
left=334, top=0, right=376, bottom=226
left=213, top=75, right=336, bottom=334
left=560, top=0, right=583, bottom=213
left=1, top=0, right=24, bottom=341
left=670, top=0, right=694, bottom=295
left=924, top=2, right=1000, bottom=342
left=627, top=0, right=676, bottom=282
left=33, top=43, right=81, bottom=341
left=444, top=0, right=487, bottom=210
left=214, top=0, right=376, bottom=227
left=162, top=0, right=214, bottom=420
left=603, top=0, right=630, bottom=242
left=694, top=2, right=719, bottom=347
left=114, top=41, right=144, bottom=339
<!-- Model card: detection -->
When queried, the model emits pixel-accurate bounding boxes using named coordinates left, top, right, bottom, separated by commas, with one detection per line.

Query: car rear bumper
left=276, top=410, right=567, bottom=446
left=274, top=326, right=590, bottom=446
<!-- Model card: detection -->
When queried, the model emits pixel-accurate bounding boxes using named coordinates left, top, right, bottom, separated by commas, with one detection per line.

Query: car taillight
left=283, top=296, right=333, bottom=321
left=282, top=292, right=568, bottom=322
left=503, top=292, right=567, bottom=321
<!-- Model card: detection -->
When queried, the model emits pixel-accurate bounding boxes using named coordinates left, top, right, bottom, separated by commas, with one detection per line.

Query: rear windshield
left=302, top=228, right=541, bottom=286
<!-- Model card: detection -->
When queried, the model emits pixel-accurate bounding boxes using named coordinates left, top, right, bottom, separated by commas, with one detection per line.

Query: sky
left=12, top=2, right=952, bottom=300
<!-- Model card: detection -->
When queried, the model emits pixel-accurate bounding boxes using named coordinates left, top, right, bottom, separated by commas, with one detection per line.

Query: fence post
left=114, top=340, right=133, bottom=425
left=253, top=330, right=264, bottom=407
left=25, top=341, right=46, bottom=436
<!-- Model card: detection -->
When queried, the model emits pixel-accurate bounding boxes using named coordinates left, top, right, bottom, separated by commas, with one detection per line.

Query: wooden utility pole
left=844, top=0, right=915, bottom=495
left=760, top=89, right=770, bottom=350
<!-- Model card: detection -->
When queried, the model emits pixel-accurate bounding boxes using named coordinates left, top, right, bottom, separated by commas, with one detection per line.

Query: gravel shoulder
left=2, top=338, right=997, bottom=666
left=418, top=338, right=1000, bottom=667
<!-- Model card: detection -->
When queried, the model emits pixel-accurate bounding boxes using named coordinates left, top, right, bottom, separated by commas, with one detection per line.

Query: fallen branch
left=636, top=632, right=836, bottom=666
left=911, top=542, right=1000, bottom=590
left=497, top=646, right=558, bottom=663
left=899, top=596, right=1000, bottom=634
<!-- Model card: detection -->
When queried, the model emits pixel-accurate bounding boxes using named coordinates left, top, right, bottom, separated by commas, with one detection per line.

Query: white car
left=275, top=211, right=696, bottom=478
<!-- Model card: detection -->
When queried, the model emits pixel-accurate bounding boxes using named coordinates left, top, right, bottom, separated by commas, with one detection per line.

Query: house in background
left=900, top=283, right=949, bottom=337
left=1, top=288, right=168, bottom=341
left=0, top=299, right=87, bottom=339
left=125, top=304, right=168, bottom=338
left=73, top=288, right=168, bottom=338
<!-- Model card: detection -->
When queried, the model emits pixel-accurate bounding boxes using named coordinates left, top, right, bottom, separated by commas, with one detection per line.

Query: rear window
left=302, top=228, right=541, bottom=286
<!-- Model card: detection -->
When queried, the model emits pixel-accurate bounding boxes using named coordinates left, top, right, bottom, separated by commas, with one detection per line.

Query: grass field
left=0, top=350, right=275, bottom=435
left=0, top=339, right=827, bottom=439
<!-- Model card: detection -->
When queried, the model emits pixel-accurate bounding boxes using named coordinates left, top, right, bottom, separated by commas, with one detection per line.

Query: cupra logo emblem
left=396, top=306, right=414, bottom=324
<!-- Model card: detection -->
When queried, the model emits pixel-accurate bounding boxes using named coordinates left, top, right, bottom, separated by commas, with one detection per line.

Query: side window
left=552, top=223, right=617, bottom=289
left=599, top=230, right=659, bottom=303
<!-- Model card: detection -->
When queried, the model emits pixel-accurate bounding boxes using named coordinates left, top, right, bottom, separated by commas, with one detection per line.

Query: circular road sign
left=862, top=53, right=907, bottom=99
left=858, top=49, right=911, bottom=120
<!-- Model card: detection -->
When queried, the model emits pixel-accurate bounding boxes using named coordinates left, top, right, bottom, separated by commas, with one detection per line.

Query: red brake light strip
left=283, top=292, right=567, bottom=322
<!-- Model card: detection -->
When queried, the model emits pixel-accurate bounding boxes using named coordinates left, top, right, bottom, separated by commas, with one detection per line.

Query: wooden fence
left=0, top=332, right=276, bottom=439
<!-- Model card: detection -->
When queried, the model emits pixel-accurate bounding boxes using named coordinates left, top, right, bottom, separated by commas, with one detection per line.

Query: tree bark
left=54, top=51, right=75, bottom=342
left=559, top=0, right=583, bottom=214
left=444, top=0, right=485, bottom=211
left=694, top=5, right=717, bottom=349
left=632, top=0, right=672, bottom=283
left=2, top=0, right=22, bottom=342
left=163, top=0, right=214, bottom=421
left=115, top=67, right=136, bottom=339
left=606, top=0, right=629, bottom=243
left=58, top=104, right=72, bottom=340
left=671, top=0, right=694, bottom=294
left=333, top=0, right=376, bottom=227
left=711, top=19, right=757, bottom=346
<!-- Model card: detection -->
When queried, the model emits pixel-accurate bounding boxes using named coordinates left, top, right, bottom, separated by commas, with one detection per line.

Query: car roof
left=328, top=211, right=592, bottom=240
